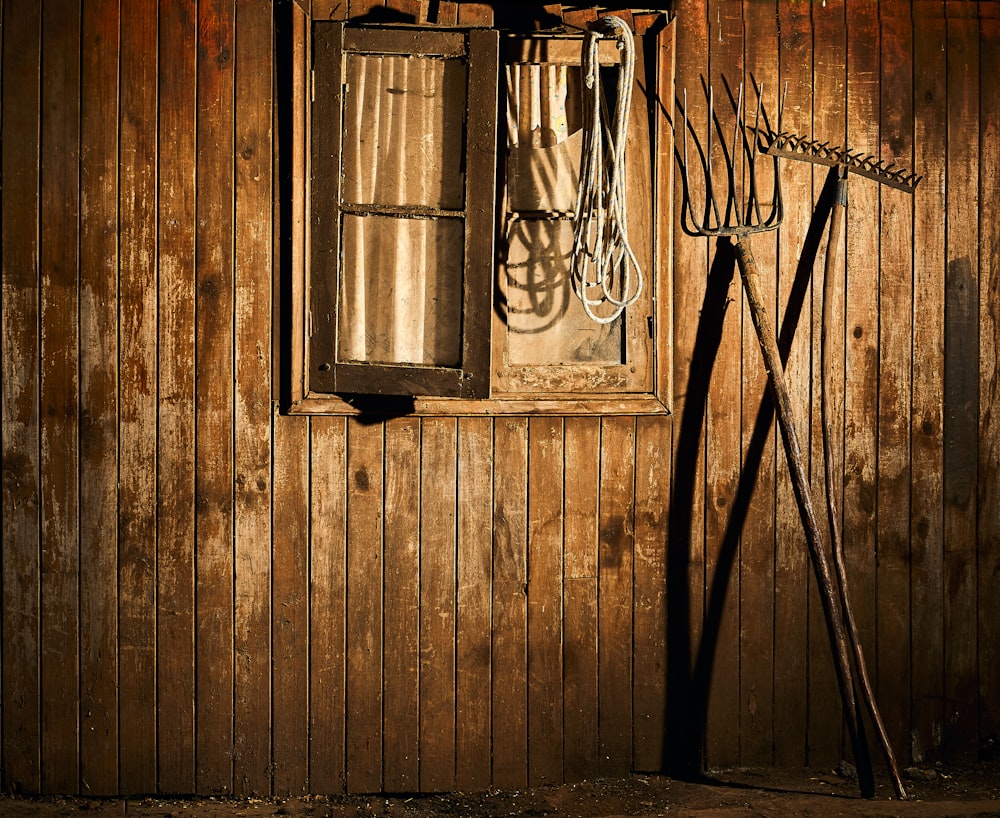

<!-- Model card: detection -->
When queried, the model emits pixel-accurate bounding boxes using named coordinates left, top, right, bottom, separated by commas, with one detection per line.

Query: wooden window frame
left=285, top=11, right=674, bottom=417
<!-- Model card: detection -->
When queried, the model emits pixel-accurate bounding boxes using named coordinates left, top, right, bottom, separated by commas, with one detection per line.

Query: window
left=287, top=11, right=673, bottom=415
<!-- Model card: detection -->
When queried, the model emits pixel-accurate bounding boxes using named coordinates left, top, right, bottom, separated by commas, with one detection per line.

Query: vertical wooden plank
left=309, top=417, right=348, bottom=793
left=598, top=416, right=635, bottom=776
left=39, top=0, right=81, bottom=794
left=842, top=0, right=882, bottom=760
left=978, top=0, right=1000, bottom=755
left=877, top=0, right=915, bottom=760
left=456, top=3, right=492, bottom=26
left=435, top=2, right=458, bottom=25
left=455, top=417, right=493, bottom=791
left=811, top=0, right=848, bottom=768
left=942, top=0, right=979, bottom=765
left=666, top=0, right=708, bottom=777
left=419, top=418, right=458, bottom=792
left=157, top=0, right=197, bottom=794
left=774, top=0, right=813, bottom=769
left=80, top=0, right=121, bottom=796
left=233, top=0, right=274, bottom=796
left=195, top=0, right=236, bottom=793
left=345, top=420, right=384, bottom=793
left=527, top=417, right=563, bottom=786
left=382, top=418, right=420, bottom=792
left=272, top=416, right=310, bottom=795
left=632, top=20, right=674, bottom=774
left=562, top=417, right=599, bottom=782
left=633, top=416, right=670, bottom=772
left=910, top=0, right=947, bottom=765
left=702, top=0, right=743, bottom=771
left=492, top=417, right=528, bottom=790
left=738, top=0, right=781, bottom=768
left=118, top=3, right=159, bottom=794
left=1, top=0, right=41, bottom=795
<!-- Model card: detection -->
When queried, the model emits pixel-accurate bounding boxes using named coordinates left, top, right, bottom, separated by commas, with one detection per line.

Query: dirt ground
left=1, top=763, right=998, bottom=818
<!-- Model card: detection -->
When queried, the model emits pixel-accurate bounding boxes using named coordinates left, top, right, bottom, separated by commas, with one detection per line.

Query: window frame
left=285, top=8, right=674, bottom=417
left=309, top=23, right=498, bottom=399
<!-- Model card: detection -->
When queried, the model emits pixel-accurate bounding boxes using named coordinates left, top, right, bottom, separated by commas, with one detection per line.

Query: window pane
left=506, top=63, right=583, bottom=212
left=338, top=214, right=464, bottom=367
left=341, top=54, right=467, bottom=210
left=502, top=218, right=623, bottom=365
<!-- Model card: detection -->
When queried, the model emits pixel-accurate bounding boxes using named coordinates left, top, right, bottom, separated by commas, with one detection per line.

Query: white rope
left=570, top=15, right=644, bottom=325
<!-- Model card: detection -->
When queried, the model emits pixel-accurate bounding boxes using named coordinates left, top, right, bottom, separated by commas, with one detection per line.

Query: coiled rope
left=570, top=15, right=644, bottom=324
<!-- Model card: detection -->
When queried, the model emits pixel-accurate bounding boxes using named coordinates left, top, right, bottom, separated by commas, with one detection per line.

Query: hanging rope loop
left=570, top=14, right=644, bottom=325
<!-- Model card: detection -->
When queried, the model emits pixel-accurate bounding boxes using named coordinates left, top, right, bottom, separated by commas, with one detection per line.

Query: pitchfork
left=679, top=83, right=879, bottom=799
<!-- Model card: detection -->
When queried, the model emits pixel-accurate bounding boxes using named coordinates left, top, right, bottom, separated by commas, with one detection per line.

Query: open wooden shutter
left=309, top=22, right=499, bottom=398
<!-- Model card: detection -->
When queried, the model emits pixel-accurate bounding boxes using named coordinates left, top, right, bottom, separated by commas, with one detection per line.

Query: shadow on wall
left=664, top=168, right=838, bottom=775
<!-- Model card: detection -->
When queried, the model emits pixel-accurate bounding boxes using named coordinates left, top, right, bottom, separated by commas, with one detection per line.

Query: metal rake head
left=763, top=131, right=921, bottom=192
left=680, top=81, right=783, bottom=238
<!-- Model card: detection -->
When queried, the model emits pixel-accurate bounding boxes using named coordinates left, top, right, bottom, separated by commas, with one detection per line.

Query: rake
left=680, top=83, right=878, bottom=799
left=764, top=128, right=921, bottom=802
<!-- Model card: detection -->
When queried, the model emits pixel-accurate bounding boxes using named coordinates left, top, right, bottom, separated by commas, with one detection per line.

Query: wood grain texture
left=942, top=0, right=980, bottom=765
left=876, top=0, right=915, bottom=761
left=382, top=418, right=421, bottom=792
left=562, top=417, right=600, bottom=781
left=492, top=418, right=528, bottom=790
left=156, top=0, right=197, bottom=795
left=738, top=0, right=781, bottom=767
left=39, top=0, right=81, bottom=794
left=419, top=419, right=459, bottom=791
left=597, top=417, right=635, bottom=776
left=702, top=0, right=742, bottom=770
left=345, top=420, right=384, bottom=793
left=234, top=0, right=274, bottom=796
left=770, top=0, right=814, bottom=768
left=977, top=0, right=1000, bottom=756
left=455, top=418, right=494, bottom=791
left=309, top=417, right=349, bottom=793
left=910, top=0, right=947, bottom=764
left=2, top=0, right=1000, bottom=797
left=2, top=0, right=42, bottom=794
left=81, top=0, right=122, bottom=795
left=840, top=0, right=882, bottom=770
left=667, top=0, right=708, bottom=776
left=527, top=417, right=564, bottom=786
left=633, top=416, right=670, bottom=771
left=273, top=416, right=310, bottom=795
left=118, top=2, right=159, bottom=794
left=195, top=0, right=237, bottom=794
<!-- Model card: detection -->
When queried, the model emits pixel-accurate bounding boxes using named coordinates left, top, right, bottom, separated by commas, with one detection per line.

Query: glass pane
left=505, top=63, right=583, bottom=212
left=338, top=214, right=464, bottom=367
left=342, top=54, right=467, bottom=210
left=502, top=218, right=623, bottom=366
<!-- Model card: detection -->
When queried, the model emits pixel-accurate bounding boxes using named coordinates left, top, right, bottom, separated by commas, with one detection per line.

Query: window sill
left=286, top=392, right=671, bottom=417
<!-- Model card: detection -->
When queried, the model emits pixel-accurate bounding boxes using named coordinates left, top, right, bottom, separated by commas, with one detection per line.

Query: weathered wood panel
left=234, top=0, right=275, bottom=798
left=118, top=0, right=159, bottom=794
left=0, top=0, right=997, bottom=798
left=943, top=0, right=981, bottom=765
left=195, top=0, right=237, bottom=794
left=39, top=0, right=81, bottom=794
left=157, top=0, right=197, bottom=796
left=81, top=0, right=122, bottom=796
left=877, top=0, right=916, bottom=762
left=2, top=4, right=42, bottom=793
left=910, top=0, right=948, bottom=765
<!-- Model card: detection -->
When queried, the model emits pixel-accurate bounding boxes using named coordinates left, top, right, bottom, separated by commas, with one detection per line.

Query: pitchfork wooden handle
left=733, top=234, right=877, bottom=800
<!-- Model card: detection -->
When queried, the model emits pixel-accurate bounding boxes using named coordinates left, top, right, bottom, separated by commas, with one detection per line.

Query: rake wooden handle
left=734, top=234, right=876, bottom=799
left=821, top=176, right=908, bottom=800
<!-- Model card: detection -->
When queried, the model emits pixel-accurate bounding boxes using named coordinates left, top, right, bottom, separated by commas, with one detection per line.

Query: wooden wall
left=1, top=0, right=998, bottom=798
